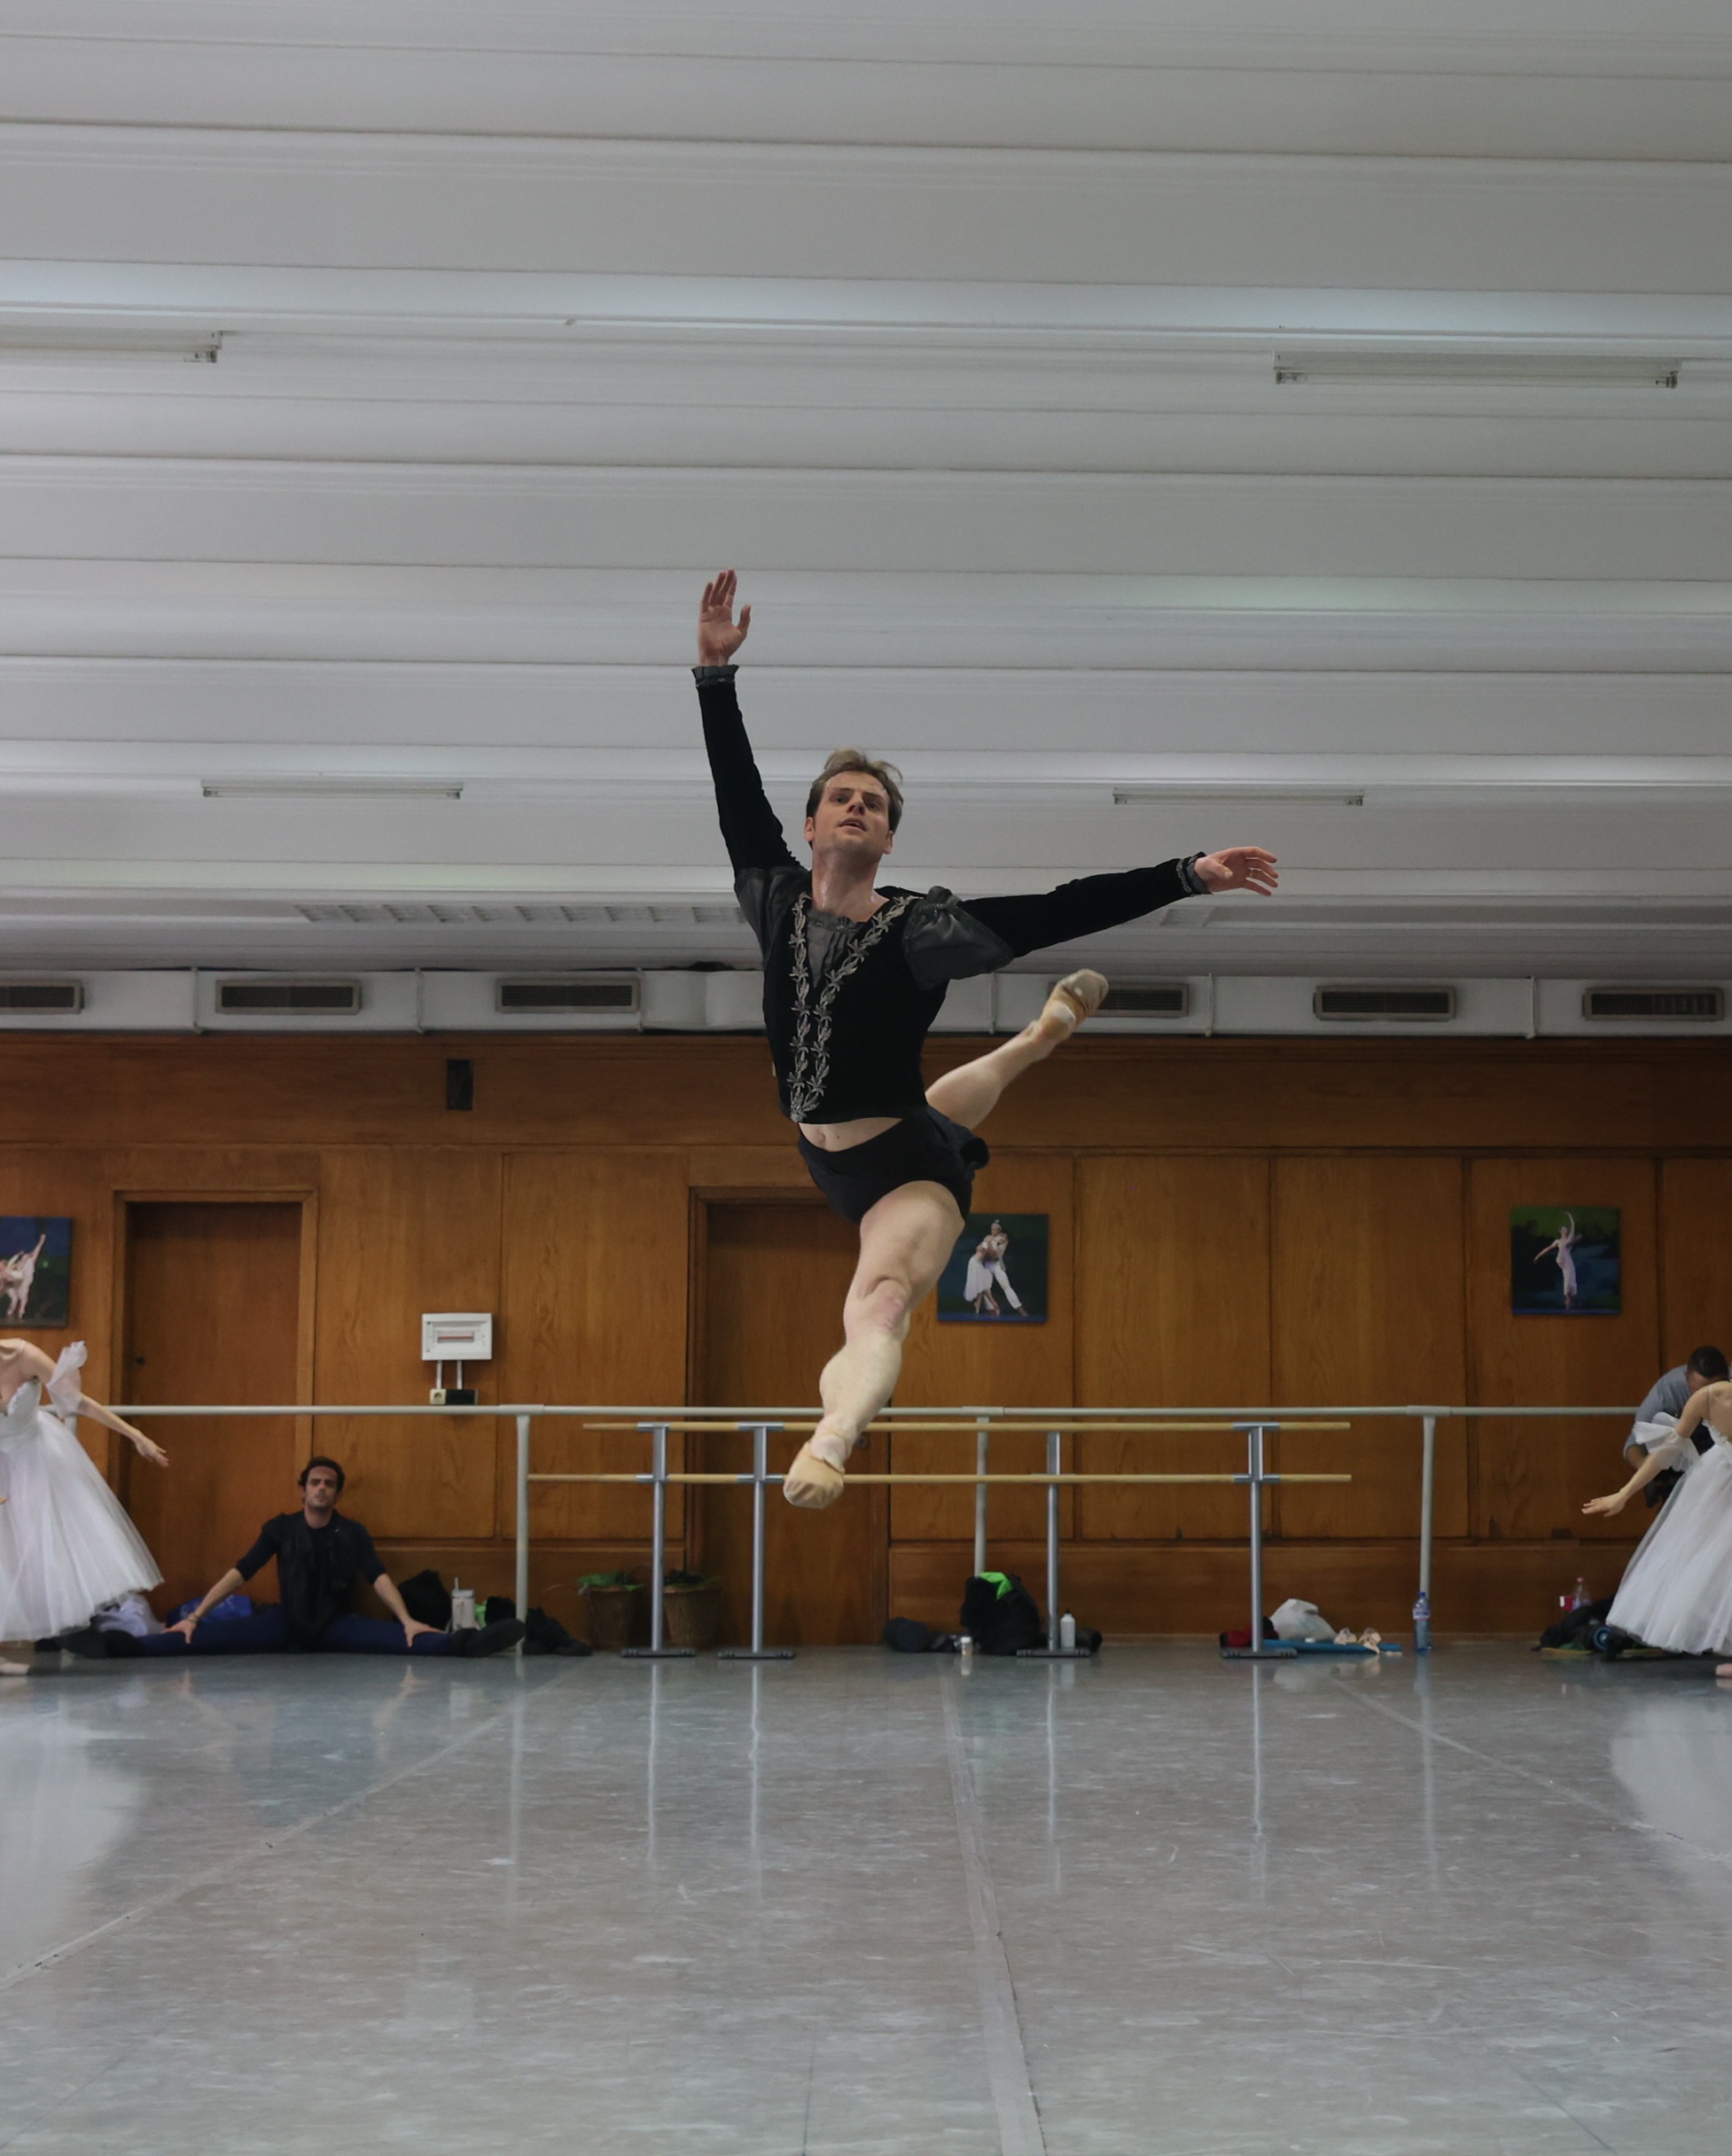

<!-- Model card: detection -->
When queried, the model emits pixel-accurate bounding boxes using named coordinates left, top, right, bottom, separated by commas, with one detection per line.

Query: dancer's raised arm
left=694, top=570, right=798, bottom=883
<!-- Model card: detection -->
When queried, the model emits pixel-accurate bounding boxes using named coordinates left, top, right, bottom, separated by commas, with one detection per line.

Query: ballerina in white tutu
left=0, top=1338, right=168, bottom=1655
left=1581, top=1379, right=1732, bottom=1662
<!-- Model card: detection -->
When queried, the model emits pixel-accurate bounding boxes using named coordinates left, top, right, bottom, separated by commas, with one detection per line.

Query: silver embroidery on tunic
left=786, top=889, right=915, bottom=1121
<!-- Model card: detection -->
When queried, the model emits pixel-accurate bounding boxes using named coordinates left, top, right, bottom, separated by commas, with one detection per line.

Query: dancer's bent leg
left=924, top=969, right=1108, bottom=1129
left=783, top=1181, right=962, bottom=1510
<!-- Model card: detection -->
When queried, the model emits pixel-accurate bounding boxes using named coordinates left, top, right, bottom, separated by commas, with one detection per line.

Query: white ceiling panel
left=0, top=0, right=1726, bottom=985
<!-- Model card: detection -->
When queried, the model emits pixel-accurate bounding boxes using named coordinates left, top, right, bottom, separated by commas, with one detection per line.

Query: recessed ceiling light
left=1113, top=786, right=1363, bottom=808
left=1274, top=351, right=1679, bottom=387
left=200, top=778, right=464, bottom=799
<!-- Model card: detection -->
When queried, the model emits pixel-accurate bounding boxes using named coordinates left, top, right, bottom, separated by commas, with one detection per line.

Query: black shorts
left=797, top=1108, right=989, bottom=1226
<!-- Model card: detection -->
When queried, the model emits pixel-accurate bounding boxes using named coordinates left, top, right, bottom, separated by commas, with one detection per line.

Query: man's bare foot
left=784, top=1432, right=849, bottom=1510
left=1037, top=968, right=1108, bottom=1043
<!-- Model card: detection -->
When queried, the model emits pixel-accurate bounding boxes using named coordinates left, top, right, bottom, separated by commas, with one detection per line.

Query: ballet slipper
left=1717, top=1664, right=1732, bottom=1681
left=0, top=1657, right=28, bottom=1676
left=1037, top=968, right=1108, bottom=1042
left=783, top=1433, right=849, bottom=1511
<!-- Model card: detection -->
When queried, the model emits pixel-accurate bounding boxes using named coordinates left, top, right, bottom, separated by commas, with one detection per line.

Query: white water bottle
left=449, top=1583, right=477, bottom=1631
left=1571, top=1576, right=1591, bottom=1611
left=958, top=1632, right=974, bottom=1669
left=1412, top=1590, right=1432, bottom=1654
left=1058, top=1610, right=1077, bottom=1652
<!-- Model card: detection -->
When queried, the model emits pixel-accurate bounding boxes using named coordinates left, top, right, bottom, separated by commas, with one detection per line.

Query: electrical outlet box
left=421, top=1312, right=494, bottom=1361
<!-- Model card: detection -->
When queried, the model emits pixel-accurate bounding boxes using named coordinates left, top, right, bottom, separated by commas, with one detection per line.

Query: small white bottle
left=958, top=1632, right=975, bottom=1669
left=1058, top=1610, right=1077, bottom=1652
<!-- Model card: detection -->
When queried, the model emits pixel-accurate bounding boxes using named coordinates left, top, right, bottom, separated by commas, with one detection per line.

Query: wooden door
left=122, top=1202, right=304, bottom=1612
left=694, top=1199, right=886, bottom=1646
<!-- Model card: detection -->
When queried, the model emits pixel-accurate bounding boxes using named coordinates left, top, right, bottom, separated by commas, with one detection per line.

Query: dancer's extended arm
left=4, top=1340, right=168, bottom=1465
left=1583, top=1387, right=1715, bottom=1515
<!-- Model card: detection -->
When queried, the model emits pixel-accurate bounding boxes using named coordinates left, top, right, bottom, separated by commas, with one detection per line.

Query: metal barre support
left=1018, top=1427, right=1092, bottom=1661
left=717, top=1424, right=794, bottom=1663
left=621, top=1423, right=695, bottom=1660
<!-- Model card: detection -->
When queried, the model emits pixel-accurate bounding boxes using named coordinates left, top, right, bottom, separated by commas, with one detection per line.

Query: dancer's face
left=300, top=1466, right=341, bottom=1517
left=805, top=771, right=893, bottom=864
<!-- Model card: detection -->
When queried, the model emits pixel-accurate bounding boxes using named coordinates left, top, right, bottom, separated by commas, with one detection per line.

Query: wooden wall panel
left=500, top=1150, right=690, bottom=1543
left=1467, top=1156, right=1660, bottom=1543
left=1658, top=1158, right=1732, bottom=1368
left=1073, top=1155, right=1271, bottom=1540
left=314, top=1149, right=503, bottom=1540
left=0, top=1030, right=1724, bottom=1632
left=1271, top=1156, right=1471, bottom=1539
left=891, top=1152, right=1074, bottom=1547
left=0, top=1033, right=1725, bottom=1154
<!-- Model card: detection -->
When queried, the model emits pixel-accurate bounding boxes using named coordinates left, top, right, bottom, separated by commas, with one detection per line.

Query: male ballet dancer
left=695, top=571, right=1277, bottom=1508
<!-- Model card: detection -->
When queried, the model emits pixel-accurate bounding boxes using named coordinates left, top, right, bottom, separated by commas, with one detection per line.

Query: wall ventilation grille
left=296, top=902, right=741, bottom=928
left=1315, top=985, right=1457, bottom=1021
left=1583, top=987, right=1724, bottom=1022
left=1099, top=983, right=1190, bottom=1017
left=495, top=979, right=639, bottom=1013
left=0, top=980, right=82, bottom=1012
left=216, top=980, right=362, bottom=1014
left=0, top=982, right=81, bottom=1013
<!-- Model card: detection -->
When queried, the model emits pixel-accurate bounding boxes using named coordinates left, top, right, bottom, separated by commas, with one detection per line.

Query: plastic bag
left=1270, top=1597, right=1336, bottom=1642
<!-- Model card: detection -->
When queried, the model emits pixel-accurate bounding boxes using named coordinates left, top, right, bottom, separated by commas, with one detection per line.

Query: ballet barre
left=532, top=1417, right=1354, bottom=1660
left=110, top=1402, right=1642, bottom=1654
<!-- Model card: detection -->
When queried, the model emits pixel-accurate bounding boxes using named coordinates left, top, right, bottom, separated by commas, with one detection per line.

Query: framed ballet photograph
left=0, top=1215, right=72, bottom=1327
left=936, top=1212, right=1049, bottom=1324
left=1510, top=1206, right=1620, bottom=1316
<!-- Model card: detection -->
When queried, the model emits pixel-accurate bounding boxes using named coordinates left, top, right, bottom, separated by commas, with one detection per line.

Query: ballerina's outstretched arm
left=2, top=1340, right=169, bottom=1466
left=1583, top=1387, right=1713, bottom=1516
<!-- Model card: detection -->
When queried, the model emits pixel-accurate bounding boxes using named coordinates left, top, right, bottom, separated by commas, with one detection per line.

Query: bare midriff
left=795, top=1114, right=901, bottom=1152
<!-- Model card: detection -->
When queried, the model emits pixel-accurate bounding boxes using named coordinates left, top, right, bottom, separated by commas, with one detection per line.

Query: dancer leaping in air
left=695, top=571, right=1277, bottom=1509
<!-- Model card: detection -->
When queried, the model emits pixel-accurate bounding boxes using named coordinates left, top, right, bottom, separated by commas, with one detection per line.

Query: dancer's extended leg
left=783, top=969, right=1112, bottom=1510
left=924, top=969, right=1107, bottom=1129
left=783, top=1181, right=962, bottom=1508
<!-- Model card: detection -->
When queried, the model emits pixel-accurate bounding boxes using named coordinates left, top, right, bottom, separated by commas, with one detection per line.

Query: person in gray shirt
left=1627, top=1345, right=1729, bottom=1501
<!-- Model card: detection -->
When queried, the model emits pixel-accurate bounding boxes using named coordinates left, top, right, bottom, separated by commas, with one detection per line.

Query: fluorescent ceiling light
left=200, top=778, right=464, bottom=799
left=0, top=328, right=220, bottom=363
left=1114, top=786, right=1363, bottom=808
left=1274, top=351, right=1679, bottom=387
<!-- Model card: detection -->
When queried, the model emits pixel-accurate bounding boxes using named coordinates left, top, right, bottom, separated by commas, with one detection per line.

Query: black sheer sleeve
left=695, top=668, right=800, bottom=875
left=959, top=858, right=1205, bottom=962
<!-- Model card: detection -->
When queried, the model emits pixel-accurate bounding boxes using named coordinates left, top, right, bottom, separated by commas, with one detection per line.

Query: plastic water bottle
left=1571, top=1576, right=1592, bottom=1611
left=1058, top=1610, right=1077, bottom=1652
left=449, top=1582, right=477, bottom=1631
left=958, top=1632, right=975, bottom=1670
left=1412, top=1590, right=1432, bottom=1654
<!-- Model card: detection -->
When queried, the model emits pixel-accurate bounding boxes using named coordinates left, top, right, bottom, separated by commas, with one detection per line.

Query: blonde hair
left=806, top=749, right=904, bottom=832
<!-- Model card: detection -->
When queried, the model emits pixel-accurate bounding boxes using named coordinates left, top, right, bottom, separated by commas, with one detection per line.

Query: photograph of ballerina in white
left=1510, top=1204, right=1620, bottom=1316
left=0, top=1217, right=71, bottom=1327
left=937, top=1213, right=1047, bottom=1324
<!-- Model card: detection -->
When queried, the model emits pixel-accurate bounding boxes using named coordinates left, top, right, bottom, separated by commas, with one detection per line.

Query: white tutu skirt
left=1608, top=1437, right=1732, bottom=1657
left=964, top=1255, right=994, bottom=1301
left=0, top=1348, right=161, bottom=1641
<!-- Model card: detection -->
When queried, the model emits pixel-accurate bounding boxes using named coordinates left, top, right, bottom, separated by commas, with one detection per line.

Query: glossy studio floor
left=2, top=1644, right=1728, bottom=2156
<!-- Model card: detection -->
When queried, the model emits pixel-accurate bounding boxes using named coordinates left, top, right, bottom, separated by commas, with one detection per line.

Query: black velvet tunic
left=697, top=668, right=1207, bottom=1123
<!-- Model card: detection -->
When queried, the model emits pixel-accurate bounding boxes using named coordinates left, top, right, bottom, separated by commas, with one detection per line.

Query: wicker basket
left=580, top=1581, right=644, bottom=1652
left=662, top=1580, right=723, bottom=1652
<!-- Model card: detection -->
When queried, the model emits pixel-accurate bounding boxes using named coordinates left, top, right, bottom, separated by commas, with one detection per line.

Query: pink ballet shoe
left=1038, top=968, right=1109, bottom=1042
left=783, top=1437, right=847, bottom=1510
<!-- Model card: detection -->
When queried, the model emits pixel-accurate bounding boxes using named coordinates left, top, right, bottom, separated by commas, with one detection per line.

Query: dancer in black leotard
left=695, top=573, right=1278, bottom=1507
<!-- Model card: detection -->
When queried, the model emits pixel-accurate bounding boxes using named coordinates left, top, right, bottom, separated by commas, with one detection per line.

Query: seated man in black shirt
left=694, top=571, right=1278, bottom=1509
left=117, top=1457, right=522, bottom=1658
